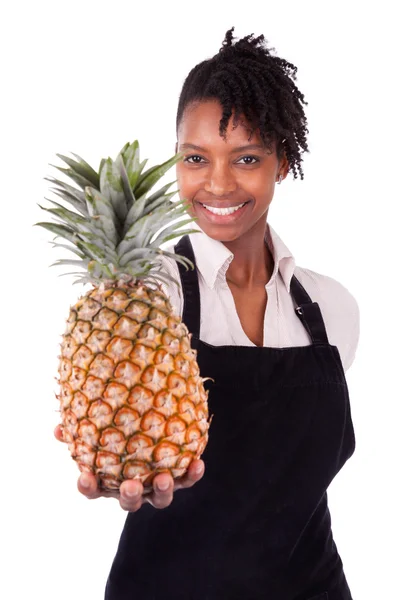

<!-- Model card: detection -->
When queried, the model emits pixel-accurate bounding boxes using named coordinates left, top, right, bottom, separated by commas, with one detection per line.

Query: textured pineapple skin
left=58, top=283, right=210, bottom=493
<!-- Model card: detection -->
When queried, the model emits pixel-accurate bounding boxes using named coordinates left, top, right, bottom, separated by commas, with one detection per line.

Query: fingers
left=120, top=464, right=204, bottom=511
left=147, top=472, right=174, bottom=509
left=72, top=458, right=205, bottom=510
left=175, top=459, right=205, bottom=491
left=120, top=474, right=175, bottom=511
left=77, top=472, right=103, bottom=500
left=119, top=479, right=144, bottom=512
left=54, top=424, right=64, bottom=442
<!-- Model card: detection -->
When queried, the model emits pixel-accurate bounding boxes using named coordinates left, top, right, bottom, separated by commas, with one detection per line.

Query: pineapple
left=36, top=141, right=210, bottom=493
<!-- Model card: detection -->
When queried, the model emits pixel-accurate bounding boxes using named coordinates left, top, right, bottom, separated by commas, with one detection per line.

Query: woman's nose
left=204, top=165, right=237, bottom=195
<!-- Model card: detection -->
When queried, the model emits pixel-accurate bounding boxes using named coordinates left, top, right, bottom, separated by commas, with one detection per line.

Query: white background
left=1, top=1, right=399, bottom=598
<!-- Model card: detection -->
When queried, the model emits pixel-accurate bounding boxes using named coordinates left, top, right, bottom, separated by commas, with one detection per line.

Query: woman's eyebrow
left=179, top=143, right=265, bottom=152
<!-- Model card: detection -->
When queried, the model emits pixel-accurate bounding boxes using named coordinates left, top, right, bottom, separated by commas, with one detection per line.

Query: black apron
left=105, top=235, right=355, bottom=600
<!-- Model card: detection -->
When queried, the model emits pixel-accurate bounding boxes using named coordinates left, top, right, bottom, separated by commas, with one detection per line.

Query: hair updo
left=176, top=27, right=310, bottom=180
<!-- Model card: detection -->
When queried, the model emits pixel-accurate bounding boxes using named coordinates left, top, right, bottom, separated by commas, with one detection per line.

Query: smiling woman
left=176, top=100, right=286, bottom=242
left=101, top=27, right=360, bottom=600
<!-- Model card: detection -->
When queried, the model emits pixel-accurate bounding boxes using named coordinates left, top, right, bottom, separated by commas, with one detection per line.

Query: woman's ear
left=280, top=151, right=290, bottom=180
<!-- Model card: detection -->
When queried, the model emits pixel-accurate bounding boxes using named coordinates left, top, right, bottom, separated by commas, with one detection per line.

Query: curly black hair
left=176, top=27, right=310, bottom=180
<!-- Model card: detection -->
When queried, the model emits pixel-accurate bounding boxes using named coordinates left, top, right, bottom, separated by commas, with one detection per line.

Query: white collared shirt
left=159, top=222, right=360, bottom=373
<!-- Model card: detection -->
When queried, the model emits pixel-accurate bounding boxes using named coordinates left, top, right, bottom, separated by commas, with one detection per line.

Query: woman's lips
left=195, top=201, right=250, bottom=224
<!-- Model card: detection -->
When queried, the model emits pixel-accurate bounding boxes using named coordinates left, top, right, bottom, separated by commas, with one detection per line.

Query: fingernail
left=195, top=464, right=204, bottom=475
left=123, top=487, right=140, bottom=499
left=156, top=480, right=170, bottom=491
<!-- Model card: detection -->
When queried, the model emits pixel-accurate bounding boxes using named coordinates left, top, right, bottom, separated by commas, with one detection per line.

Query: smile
left=201, top=203, right=246, bottom=216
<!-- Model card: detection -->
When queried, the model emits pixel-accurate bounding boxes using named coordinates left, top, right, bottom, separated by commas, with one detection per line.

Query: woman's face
left=175, top=99, right=288, bottom=243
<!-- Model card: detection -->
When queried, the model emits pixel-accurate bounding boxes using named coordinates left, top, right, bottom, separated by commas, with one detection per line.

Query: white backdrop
left=1, top=1, right=399, bottom=598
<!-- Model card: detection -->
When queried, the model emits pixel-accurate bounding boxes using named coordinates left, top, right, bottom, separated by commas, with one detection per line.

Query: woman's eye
left=184, top=155, right=205, bottom=164
left=237, top=156, right=259, bottom=165
left=183, top=155, right=259, bottom=165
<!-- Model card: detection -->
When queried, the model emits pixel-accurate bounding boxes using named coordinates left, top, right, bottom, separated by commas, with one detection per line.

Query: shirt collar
left=188, top=220, right=296, bottom=293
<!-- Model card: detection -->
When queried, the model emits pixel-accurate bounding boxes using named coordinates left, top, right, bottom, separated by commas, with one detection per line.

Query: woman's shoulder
left=293, top=265, right=359, bottom=315
left=293, top=266, right=360, bottom=372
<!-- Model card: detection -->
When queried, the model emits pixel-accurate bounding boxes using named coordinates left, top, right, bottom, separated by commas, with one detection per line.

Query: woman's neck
left=223, top=220, right=274, bottom=289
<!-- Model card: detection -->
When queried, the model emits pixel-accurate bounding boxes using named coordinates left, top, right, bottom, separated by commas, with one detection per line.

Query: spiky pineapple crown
left=36, top=141, right=198, bottom=288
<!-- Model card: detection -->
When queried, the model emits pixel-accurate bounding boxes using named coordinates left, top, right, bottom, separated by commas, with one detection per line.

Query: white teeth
left=202, top=203, right=245, bottom=216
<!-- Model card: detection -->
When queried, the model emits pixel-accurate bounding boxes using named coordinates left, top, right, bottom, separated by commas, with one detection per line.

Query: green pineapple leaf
left=37, top=141, right=200, bottom=286
left=49, top=188, right=89, bottom=217
left=51, top=242, right=86, bottom=259
left=118, top=157, right=137, bottom=211
left=56, top=153, right=100, bottom=188
left=49, top=164, right=95, bottom=191
left=35, top=222, right=78, bottom=245
left=119, top=141, right=132, bottom=157
left=143, top=191, right=177, bottom=219
left=137, top=158, right=148, bottom=177
left=120, top=141, right=141, bottom=189
left=50, top=259, right=89, bottom=269
left=99, top=157, right=128, bottom=223
left=44, top=176, right=87, bottom=204
left=134, top=153, right=183, bottom=199
left=122, top=195, right=148, bottom=237
left=37, top=204, right=86, bottom=228
left=99, top=158, right=106, bottom=175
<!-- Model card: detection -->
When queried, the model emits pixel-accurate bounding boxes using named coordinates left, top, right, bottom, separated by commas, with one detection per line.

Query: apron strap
left=175, top=235, right=330, bottom=346
left=174, top=235, right=201, bottom=342
left=290, top=276, right=330, bottom=345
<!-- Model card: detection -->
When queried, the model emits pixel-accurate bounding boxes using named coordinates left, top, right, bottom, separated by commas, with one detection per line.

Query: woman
left=56, top=28, right=359, bottom=599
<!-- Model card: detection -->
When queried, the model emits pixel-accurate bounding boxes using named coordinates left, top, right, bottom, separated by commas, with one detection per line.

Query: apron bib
left=105, top=235, right=355, bottom=600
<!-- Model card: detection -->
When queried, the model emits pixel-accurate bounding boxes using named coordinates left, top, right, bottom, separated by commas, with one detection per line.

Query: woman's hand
left=54, top=425, right=205, bottom=511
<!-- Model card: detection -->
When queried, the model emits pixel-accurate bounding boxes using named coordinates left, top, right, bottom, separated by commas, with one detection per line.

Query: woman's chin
left=195, top=222, right=245, bottom=243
